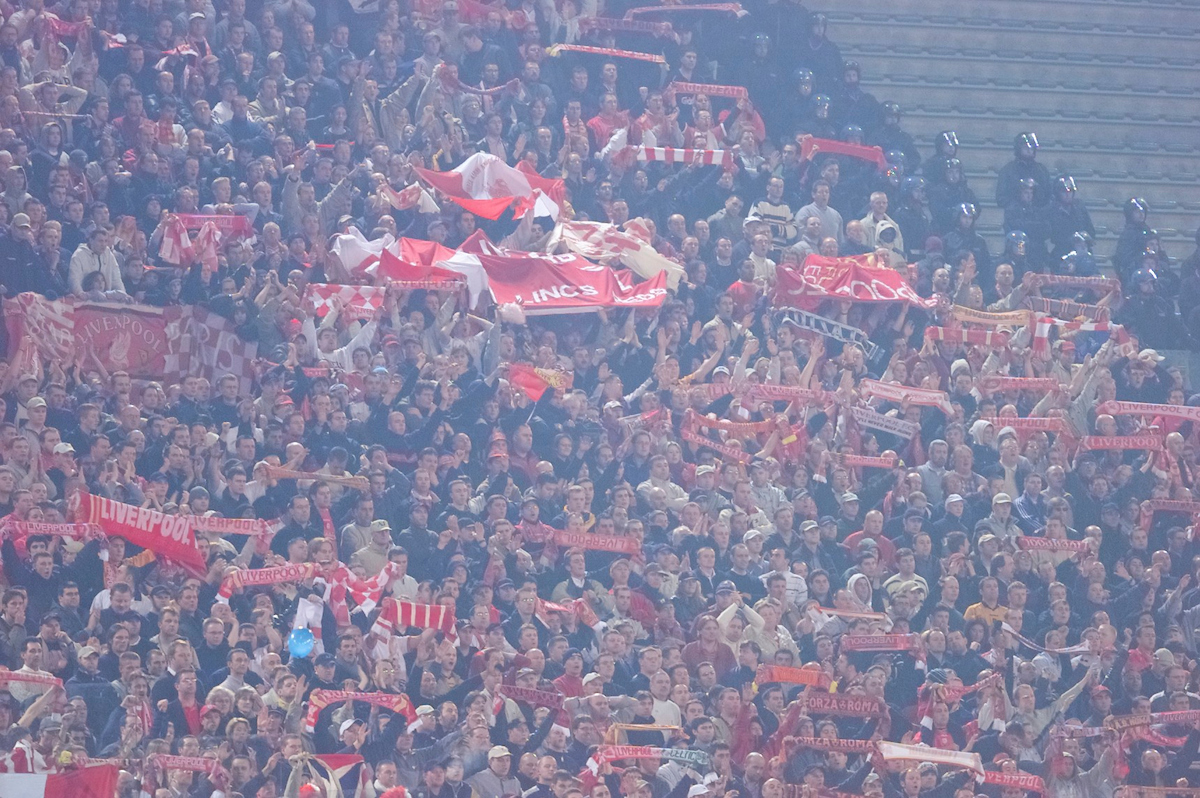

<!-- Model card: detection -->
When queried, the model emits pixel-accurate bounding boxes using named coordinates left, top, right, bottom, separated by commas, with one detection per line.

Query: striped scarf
left=316, top=561, right=396, bottom=627
left=925, top=326, right=1010, bottom=347
left=631, top=146, right=732, bottom=168
left=860, top=379, right=953, bottom=415
left=951, top=306, right=1032, bottom=327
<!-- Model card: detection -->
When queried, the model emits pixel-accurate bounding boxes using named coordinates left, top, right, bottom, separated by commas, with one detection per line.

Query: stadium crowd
left=1, top=0, right=1200, bottom=796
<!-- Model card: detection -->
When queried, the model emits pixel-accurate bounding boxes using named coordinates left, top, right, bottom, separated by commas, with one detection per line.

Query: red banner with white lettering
left=78, top=493, right=208, bottom=576
left=774, top=255, right=936, bottom=310
left=72, top=302, right=178, bottom=378
left=481, top=252, right=667, bottom=314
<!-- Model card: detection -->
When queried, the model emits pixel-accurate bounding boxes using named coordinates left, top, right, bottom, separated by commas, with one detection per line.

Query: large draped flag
left=549, top=220, right=685, bottom=290
left=480, top=252, right=668, bottom=314
left=413, top=153, right=565, bottom=220
left=0, top=764, right=119, bottom=797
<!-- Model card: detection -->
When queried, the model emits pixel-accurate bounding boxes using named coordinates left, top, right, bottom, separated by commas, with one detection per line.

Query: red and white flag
left=192, top=221, right=222, bottom=269
left=414, top=153, right=565, bottom=220
left=375, top=246, right=463, bottom=286
left=158, top=215, right=193, bottom=265
left=180, top=306, right=259, bottom=395
left=332, top=226, right=398, bottom=274
left=550, top=220, right=684, bottom=289
left=305, top=283, right=387, bottom=321
left=379, top=183, right=440, bottom=214
left=0, top=764, right=119, bottom=797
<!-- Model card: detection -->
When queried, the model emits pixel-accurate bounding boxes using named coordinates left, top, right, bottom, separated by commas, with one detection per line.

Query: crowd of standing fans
left=1, top=0, right=1200, bottom=796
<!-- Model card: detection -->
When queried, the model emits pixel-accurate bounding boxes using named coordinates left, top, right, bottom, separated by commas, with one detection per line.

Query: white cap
left=339, top=718, right=363, bottom=736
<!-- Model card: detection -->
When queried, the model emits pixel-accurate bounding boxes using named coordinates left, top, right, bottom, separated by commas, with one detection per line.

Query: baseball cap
left=12, top=213, right=31, bottom=229
left=992, top=493, right=1012, bottom=504
left=201, top=704, right=222, bottom=717
left=488, top=745, right=512, bottom=759
left=715, top=580, right=736, bottom=595
left=53, top=443, right=75, bottom=455
left=841, top=492, right=859, bottom=503
left=583, top=673, right=603, bottom=686
left=945, top=494, right=964, bottom=506
left=1090, top=684, right=1111, bottom=697
left=801, top=520, right=819, bottom=533
left=340, top=718, right=364, bottom=735
left=695, top=464, right=715, bottom=476
left=26, top=396, right=46, bottom=409
left=315, top=653, right=337, bottom=667
left=417, top=705, right=436, bottom=716
left=1154, top=648, right=1175, bottom=667
left=78, top=645, right=99, bottom=659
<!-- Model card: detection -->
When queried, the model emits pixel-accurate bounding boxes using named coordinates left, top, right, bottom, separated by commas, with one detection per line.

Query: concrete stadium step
left=873, top=80, right=1200, bottom=118
left=965, top=174, right=1200, bottom=220
left=817, top=0, right=1199, bottom=29
left=855, top=52, right=1199, bottom=94
left=850, top=43, right=1200, bottom=75
left=900, top=111, right=1194, bottom=151
left=823, top=15, right=1199, bottom=58
left=961, top=170, right=1200, bottom=204
left=922, top=139, right=1200, bottom=177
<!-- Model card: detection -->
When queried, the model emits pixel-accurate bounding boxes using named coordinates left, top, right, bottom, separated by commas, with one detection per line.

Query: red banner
left=73, top=302, right=176, bottom=378
left=78, top=493, right=208, bottom=576
left=481, top=252, right=667, bottom=313
left=775, top=255, right=936, bottom=310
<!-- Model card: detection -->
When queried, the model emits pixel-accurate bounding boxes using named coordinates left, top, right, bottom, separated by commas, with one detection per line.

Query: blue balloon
left=288, top=628, right=315, bottom=658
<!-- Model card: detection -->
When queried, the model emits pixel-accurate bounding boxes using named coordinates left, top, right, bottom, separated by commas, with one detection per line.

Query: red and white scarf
left=978, top=376, right=1062, bottom=394
left=578, top=16, right=672, bottom=35
left=1078, top=435, right=1163, bottom=451
left=217, top=562, right=315, bottom=602
left=667, top=81, right=748, bottom=99
left=315, top=561, right=396, bottom=627
left=630, top=146, right=732, bottom=168
left=1100, top=400, right=1200, bottom=424
left=877, top=741, right=984, bottom=775
left=546, top=44, right=665, bottom=63
left=925, top=326, right=1010, bottom=347
left=860, top=379, right=953, bottom=415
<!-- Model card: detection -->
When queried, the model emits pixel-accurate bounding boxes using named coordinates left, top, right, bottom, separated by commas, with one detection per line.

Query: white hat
left=339, top=718, right=363, bottom=736
left=488, top=745, right=512, bottom=759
